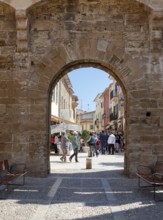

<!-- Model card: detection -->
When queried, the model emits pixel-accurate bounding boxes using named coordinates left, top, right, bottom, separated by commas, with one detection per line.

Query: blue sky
left=68, top=67, right=112, bottom=112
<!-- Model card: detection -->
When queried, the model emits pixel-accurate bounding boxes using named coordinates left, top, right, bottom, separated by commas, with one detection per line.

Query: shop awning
left=51, top=115, right=77, bottom=124
left=50, top=123, right=82, bottom=134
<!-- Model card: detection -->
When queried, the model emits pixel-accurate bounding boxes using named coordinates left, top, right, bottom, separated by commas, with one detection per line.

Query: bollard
left=86, top=158, right=92, bottom=169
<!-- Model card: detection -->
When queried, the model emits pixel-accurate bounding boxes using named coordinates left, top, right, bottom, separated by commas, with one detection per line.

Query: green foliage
left=67, top=133, right=73, bottom=141
left=81, top=130, right=90, bottom=143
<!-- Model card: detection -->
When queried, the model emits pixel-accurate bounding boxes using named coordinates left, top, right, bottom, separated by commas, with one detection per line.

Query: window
left=64, top=99, right=65, bottom=109
left=114, top=104, right=118, bottom=116
left=90, top=125, right=93, bottom=130
left=115, top=83, right=118, bottom=95
left=61, top=96, right=63, bottom=108
left=56, top=84, right=58, bottom=104
left=110, top=90, right=113, bottom=100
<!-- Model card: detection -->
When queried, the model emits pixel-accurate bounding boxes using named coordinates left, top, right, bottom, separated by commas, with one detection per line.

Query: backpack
left=88, top=136, right=95, bottom=145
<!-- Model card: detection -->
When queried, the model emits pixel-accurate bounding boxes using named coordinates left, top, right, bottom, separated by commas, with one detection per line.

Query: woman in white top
left=107, top=132, right=116, bottom=155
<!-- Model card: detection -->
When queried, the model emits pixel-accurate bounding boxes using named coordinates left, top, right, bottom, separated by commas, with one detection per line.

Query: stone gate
left=0, top=0, right=163, bottom=177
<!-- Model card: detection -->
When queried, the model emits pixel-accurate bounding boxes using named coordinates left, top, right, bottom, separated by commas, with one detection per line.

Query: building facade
left=79, top=111, right=95, bottom=132
left=51, top=75, right=80, bottom=134
left=51, top=75, right=78, bottom=124
left=108, top=79, right=125, bottom=132
left=94, top=79, right=124, bottom=133
left=103, top=86, right=111, bottom=130
left=94, top=93, right=104, bottom=132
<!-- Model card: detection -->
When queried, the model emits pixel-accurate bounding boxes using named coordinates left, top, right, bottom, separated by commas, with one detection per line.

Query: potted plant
left=81, top=130, right=90, bottom=153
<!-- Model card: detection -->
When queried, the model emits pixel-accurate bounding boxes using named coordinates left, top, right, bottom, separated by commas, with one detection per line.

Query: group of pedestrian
left=87, top=130, right=124, bottom=156
left=60, top=130, right=80, bottom=163
left=53, top=129, right=124, bottom=163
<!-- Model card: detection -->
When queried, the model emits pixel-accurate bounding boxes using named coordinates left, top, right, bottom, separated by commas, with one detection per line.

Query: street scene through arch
left=49, top=67, right=126, bottom=172
left=1, top=0, right=162, bottom=178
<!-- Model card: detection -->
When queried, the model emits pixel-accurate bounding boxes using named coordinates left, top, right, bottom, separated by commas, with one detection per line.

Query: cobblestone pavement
left=0, top=152, right=163, bottom=220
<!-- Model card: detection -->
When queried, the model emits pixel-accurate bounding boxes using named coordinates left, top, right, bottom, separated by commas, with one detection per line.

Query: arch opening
left=48, top=62, right=128, bottom=175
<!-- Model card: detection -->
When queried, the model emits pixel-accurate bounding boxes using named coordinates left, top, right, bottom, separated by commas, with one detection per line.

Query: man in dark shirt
left=99, top=130, right=108, bottom=155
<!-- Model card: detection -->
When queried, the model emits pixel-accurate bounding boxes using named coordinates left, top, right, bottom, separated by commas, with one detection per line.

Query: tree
left=81, top=130, right=90, bottom=145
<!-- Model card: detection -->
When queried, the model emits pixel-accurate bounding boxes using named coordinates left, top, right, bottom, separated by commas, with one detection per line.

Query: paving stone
left=0, top=153, right=162, bottom=220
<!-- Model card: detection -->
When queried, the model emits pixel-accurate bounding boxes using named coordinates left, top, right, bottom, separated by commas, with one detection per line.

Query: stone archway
left=1, top=0, right=163, bottom=177
left=25, top=0, right=163, bottom=177
left=0, top=0, right=162, bottom=11
left=32, top=37, right=143, bottom=177
left=47, top=59, right=128, bottom=174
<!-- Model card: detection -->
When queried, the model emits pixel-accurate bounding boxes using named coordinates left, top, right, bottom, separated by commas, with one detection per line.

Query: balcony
left=110, top=91, right=118, bottom=103
left=110, top=113, right=118, bottom=121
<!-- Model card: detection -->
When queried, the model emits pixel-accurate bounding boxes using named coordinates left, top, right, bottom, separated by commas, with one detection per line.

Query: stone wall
left=0, top=0, right=163, bottom=177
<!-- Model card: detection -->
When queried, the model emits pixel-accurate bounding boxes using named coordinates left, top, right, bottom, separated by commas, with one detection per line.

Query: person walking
left=69, top=131, right=79, bottom=162
left=50, top=134, right=55, bottom=153
left=95, top=137, right=101, bottom=156
left=87, top=132, right=98, bottom=157
left=120, top=133, right=124, bottom=152
left=115, top=132, right=121, bottom=153
left=99, top=130, right=108, bottom=155
left=60, top=131, right=69, bottom=162
left=54, top=133, right=59, bottom=154
left=107, top=131, right=116, bottom=155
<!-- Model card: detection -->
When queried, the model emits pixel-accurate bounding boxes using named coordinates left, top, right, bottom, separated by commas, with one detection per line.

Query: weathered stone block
left=97, top=39, right=108, bottom=52
left=0, top=104, right=6, bottom=115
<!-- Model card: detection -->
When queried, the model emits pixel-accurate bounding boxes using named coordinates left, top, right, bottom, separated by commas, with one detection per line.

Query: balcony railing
left=110, top=91, right=118, bottom=100
left=110, top=113, right=118, bottom=121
